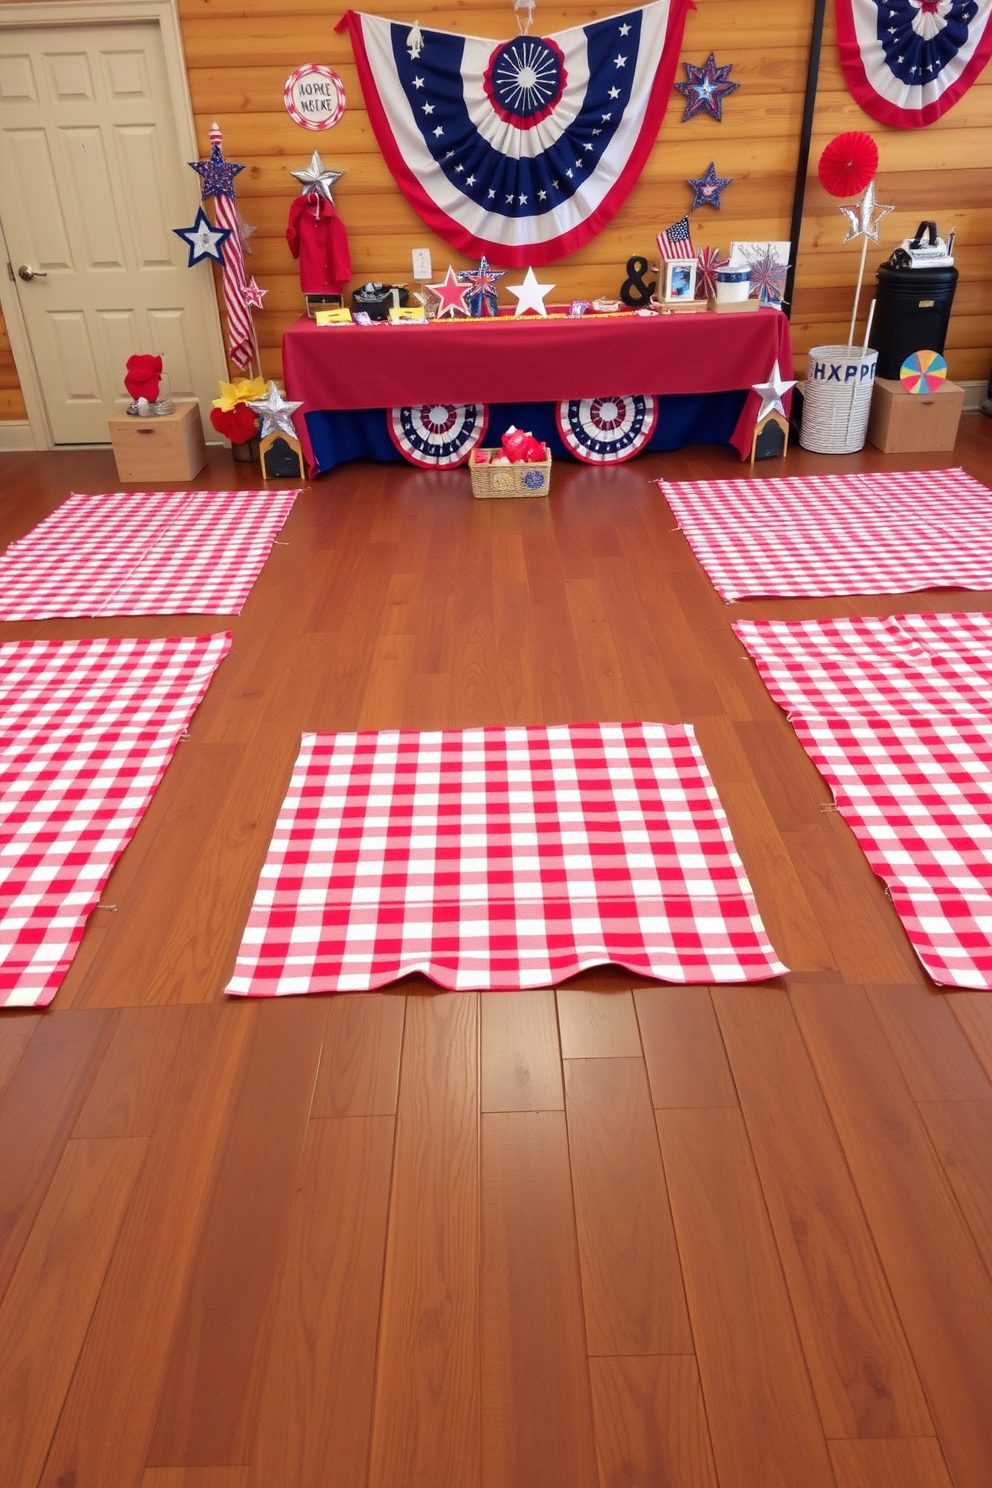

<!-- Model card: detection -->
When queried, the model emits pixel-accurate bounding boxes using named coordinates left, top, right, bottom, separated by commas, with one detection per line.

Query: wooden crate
left=108, top=401, right=207, bottom=482
left=470, top=451, right=551, bottom=498
left=866, top=377, right=965, bottom=453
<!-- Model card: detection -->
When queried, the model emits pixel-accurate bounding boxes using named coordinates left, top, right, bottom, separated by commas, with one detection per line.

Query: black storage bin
left=869, top=262, right=958, bottom=379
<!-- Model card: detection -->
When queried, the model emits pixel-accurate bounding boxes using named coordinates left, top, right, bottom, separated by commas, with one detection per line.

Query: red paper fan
left=817, top=132, right=878, bottom=198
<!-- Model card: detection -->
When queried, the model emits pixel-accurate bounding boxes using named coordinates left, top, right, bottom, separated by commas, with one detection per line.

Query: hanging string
left=513, top=0, right=536, bottom=36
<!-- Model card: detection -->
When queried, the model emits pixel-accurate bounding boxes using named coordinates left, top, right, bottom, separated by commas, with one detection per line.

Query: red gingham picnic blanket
left=225, top=722, right=786, bottom=995
left=662, top=468, right=992, bottom=601
left=0, top=489, right=299, bottom=618
left=0, top=634, right=231, bottom=1007
left=735, top=614, right=992, bottom=989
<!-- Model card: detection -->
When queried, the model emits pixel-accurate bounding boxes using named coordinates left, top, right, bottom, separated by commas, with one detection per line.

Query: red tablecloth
left=283, top=307, right=793, bottom=469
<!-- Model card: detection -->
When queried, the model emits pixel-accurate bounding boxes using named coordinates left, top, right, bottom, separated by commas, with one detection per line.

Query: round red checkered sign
left=284, top=65, right=346, bottom=130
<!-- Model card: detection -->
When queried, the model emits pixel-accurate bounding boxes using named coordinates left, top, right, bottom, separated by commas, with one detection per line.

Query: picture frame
left=663, top=260, right=697, bottom=302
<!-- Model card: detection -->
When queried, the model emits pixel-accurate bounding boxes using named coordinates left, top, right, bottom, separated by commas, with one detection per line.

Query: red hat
left=124, top=354, right=163, bottom=401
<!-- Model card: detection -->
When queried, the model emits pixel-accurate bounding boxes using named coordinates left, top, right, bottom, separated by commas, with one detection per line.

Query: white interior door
left=0, top=19, right=225, bottom=443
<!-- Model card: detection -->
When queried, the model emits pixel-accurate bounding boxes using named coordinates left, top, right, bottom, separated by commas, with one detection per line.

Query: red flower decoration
left=209, top=402, right=259, bottom=444
left=124, top=353, right=163, bottom=401
left=817, top=132, right=879, bottom=198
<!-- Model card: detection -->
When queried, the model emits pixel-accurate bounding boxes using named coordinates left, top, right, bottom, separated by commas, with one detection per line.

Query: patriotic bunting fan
left=836, top=0, right=992, bottom=127
left=336, top=0, right=692, bottom=265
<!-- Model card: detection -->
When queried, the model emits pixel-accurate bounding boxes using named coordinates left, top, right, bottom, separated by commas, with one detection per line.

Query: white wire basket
left=800, top=345, right=878, bottom=454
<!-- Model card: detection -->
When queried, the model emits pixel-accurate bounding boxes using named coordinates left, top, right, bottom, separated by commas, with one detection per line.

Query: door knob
left=17, top=265, right=47, bottom=281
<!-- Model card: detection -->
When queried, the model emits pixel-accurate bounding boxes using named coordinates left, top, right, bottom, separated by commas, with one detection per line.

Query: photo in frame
left=664, top=259, right=697, bottom=302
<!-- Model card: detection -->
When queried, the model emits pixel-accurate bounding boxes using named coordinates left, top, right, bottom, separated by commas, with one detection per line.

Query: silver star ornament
left=290, top=151, right=343, bottom=205
left=839, top=181, right=894, bottom=244
left=752, top=360, right=796, bottom=423
left=247, top=381, right=304, bottom=440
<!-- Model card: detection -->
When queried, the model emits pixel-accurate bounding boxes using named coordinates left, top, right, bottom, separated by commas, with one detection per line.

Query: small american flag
left=657, top=216, right=695, bottom=261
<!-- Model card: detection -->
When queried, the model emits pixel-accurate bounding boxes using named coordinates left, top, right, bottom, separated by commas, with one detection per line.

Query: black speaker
left=869, top=262, right=959, bottom=379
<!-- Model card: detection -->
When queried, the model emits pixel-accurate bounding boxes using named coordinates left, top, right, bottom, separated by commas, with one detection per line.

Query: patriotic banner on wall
left=836, top=0, right=992, bottom=127
left=335, top=0, right=691, bottom=265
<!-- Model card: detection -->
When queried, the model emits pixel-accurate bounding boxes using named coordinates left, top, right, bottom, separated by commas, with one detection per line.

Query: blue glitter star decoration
left=189, top=139, right=244, bottom=200
left=458, top=256, right=505, bottom=317
left=674, top=54, right=739, bottom=122
left=173, top=206, right=231, bottom=267
left=688, top=162, right=732, bottom=211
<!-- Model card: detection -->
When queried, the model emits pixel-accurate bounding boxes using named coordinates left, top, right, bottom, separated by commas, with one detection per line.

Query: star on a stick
left=244, top=277, right=267, bottom=309
left=247, top=381, right=304, bottom=440
left=839, top=181, right=894, bottom=244
left=458, top=256, right=505, bottom=317
left=426, top=265, right=470, bottom=317
left=173, top=206, right=231, bottom=266
left=507, top=266, right=555, bottom=317
left=189, top=136, right=244, bottom=200
left=674, top=54, right=739, bottom=122
left=290, top=151, right=343, bottom=205
left=688, top=161, right=732, bottom=210
left=752, top=360, right=796, bottom=422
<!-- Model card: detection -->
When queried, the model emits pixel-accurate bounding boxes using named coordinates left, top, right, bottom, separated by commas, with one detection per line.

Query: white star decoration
left=247, top=381, right=303, bottom=440
left=839, top=181, right=894, bottom=244
left=752, top=360, right=796, bottom=423
left=290, top=151, right=343, bottom=205
left=508, top=266, right=556, bottom=317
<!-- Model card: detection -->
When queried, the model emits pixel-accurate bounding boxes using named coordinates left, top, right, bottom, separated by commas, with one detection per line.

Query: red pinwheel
left=817, top=132, right=879, bottom=198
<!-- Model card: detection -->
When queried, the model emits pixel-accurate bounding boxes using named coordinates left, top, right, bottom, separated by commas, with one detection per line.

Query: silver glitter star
left=290, top=150, right=343, bottom=205
left=247, top=381, right=304, bottom=440
left=752, top=360, right=796, bottom=423
left=839, top=181, right=894, bottom=244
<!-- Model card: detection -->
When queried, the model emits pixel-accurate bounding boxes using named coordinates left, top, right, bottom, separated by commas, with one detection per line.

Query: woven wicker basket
left=470, top=450, right=552, bottom=498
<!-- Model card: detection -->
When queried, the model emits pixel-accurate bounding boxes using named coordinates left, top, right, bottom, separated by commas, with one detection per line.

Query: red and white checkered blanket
left=0, top=489, right=299, bottom=618
left=0, top=634, right=231, bottom=1007
left=735, top=613, right=992, bottom=989
left=225, top=722, right=786, bottom=995
left=662, top=468, right=992, bottom=601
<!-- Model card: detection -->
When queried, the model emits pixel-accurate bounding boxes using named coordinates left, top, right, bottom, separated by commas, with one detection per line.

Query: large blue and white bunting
left=836, top=0, right=992, bottom=127
left=336, top=0, right=691, bottom=264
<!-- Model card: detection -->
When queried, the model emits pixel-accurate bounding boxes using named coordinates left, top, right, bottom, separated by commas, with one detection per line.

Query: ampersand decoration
left=620, top=255, right=656, bottom=307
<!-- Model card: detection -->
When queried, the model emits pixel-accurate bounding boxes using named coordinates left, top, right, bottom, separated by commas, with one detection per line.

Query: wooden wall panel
left=1, top=0, right=989, bottom=410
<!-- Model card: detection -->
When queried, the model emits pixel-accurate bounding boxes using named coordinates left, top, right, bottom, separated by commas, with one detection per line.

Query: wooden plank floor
left=1, top=415, right=992, bottom=1488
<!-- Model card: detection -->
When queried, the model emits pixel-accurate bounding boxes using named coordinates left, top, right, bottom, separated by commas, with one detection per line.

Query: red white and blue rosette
left=336, top=1, right=691, bottom=265
left=836, top=0, right=992, bottom=127
left=556, top=395, right=658, bottom=463
left=388, top=402, right=488, bottom=467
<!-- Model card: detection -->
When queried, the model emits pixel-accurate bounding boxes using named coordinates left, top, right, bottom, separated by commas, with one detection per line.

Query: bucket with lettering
left=800, top=345, right=878, bottom=454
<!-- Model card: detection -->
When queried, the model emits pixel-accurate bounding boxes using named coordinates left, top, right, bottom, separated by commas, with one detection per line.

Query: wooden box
left=866, top=377, right=964, bottom=453
left=108, top=401, right=207, bottom=482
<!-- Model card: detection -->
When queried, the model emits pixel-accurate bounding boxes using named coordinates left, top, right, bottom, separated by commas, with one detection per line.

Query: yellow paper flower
left=212, top=376, right=267, bottom=411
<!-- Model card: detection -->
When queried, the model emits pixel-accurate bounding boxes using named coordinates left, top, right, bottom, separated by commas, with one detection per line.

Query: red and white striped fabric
left=0, top=634, right=231, bottom=1008
left=662, top=468, right=992, bottom=601
left=735, top=612, right=992, bottom=989
left=209, top=124, right=256, bottom=369
left=734, top=613, right=992, bottom=722
left=225, top=721, right=786, bottom=996
left=0, top=488, right=299, bottom=619
left=790, top=712, right=992, bottom=990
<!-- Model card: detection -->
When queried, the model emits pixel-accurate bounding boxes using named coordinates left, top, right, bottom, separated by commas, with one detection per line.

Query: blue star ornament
left=674, top=54, right=739, bottom=122
left=173, top=207, right=231, bottom=267
left=458, top=257, right=505, bottom=317
left=189, top=140, right=244, bottom=200
left=688, top=162, right=732, bottom=210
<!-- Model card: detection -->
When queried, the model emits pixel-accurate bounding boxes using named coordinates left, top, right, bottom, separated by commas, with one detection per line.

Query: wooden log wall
left=1, top=0, right=990, bottom=418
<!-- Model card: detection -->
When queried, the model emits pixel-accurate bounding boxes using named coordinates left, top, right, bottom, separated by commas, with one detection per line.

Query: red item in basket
left=501, top=426, right=545, bottom=463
